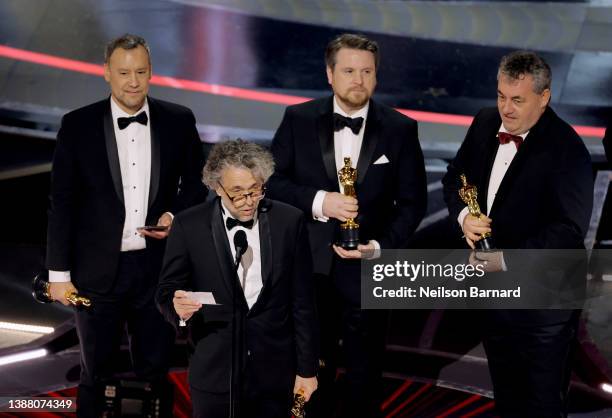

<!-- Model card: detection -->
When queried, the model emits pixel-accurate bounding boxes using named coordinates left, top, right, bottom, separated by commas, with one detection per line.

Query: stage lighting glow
left=602, top=383, right=612, bottom=394
left=0, top=321, right=54, bottom=334
left=0, top=349, right=47, bottom=366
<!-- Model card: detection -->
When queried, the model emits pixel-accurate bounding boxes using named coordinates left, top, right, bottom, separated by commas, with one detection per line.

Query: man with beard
left=267, top=33, right=427, bottom=417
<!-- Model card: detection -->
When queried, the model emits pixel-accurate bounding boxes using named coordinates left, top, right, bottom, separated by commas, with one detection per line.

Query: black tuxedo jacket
left=442, top=107, right=593, bottom=325
left=46, top=97, right=208, bottom=294
left=156, top=198, right=318, bottom=395
left=268, top=96, right=427, bottom=275
left=602, top=113, right=612, bottom=164
left=443, top=106, right=592, bottom=249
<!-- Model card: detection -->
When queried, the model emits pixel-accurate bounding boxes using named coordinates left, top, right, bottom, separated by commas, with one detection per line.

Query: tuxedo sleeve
left=378, top=120, right=427, bottom=249
left=291, top=214, right=319, bottom=377
left=171, top=110, right=208, bottom=214
left=46, top=115, right=77, bottom=271
left=268, top=108, right=321, bottom=214
left=442, top=112, right=482, bottom=237
left=156, top=216, right=192, bottom=328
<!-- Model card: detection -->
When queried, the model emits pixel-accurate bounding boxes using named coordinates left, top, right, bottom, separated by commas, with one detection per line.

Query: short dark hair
left=497, top=51, right=551, bottom=94
left=104, top=34, right=151, bottom=64
left=325, top=33, right=379, bottom=70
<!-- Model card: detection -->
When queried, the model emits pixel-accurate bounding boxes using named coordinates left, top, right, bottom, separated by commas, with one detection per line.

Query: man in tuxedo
left=267, top=33, right=427, bottom=417
left=46, top=34, right=208, bottom=417
left=156, top=140, right=318, bottom=418
left=442, top=51, right=593, bottom=417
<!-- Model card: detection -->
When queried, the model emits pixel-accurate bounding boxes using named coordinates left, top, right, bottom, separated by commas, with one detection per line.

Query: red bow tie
left=498, top=132, right=524, bottom=149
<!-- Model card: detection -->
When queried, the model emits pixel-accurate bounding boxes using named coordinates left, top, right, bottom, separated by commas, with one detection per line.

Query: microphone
left=233, top=230, right=248, bottom=268
left=230, top=229, right=248, bottom=418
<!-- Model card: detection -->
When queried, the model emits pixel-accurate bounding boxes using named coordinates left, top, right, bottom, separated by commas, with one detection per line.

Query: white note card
left=185, top=291, right=218, bottom=305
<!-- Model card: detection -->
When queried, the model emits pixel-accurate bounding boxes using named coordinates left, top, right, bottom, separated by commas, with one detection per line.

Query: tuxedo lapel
left=249, top=201, right=273, bottom=315
left=257, top=201, right=273, bottom=288
left=147, top=97, right=161, bottom=209
left=210, top=200, right=249, bottom=309
left=356, top=100, right=380, bottom=186
left=477, top=118, right=502, bottom=215
left=103, top=100, right=124, bottom=206
left=317, top=97, right=339, bottom=187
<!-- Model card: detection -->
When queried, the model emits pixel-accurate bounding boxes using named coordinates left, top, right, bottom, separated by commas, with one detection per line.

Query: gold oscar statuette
left=32, top=270, right=92, bottom=307
left=291, top=389, right=306, bottom=418
left=458, top=174, right=494, bottom=250
left=336, top=157, right=360, bottom=250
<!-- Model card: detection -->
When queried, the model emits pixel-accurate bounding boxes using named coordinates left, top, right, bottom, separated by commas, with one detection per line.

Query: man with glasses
left=156, top=140, right=318, bottom=418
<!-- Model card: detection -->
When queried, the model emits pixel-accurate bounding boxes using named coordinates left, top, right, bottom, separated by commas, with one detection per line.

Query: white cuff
left=49, top=270, right=71, bottom=282
left=312, top=190, right=329, bottom=222
left=163, top=211, right=174, bottom=220
left=457, top=206, right=470, bottom=232
left=501, top=252, right=508, bottom=271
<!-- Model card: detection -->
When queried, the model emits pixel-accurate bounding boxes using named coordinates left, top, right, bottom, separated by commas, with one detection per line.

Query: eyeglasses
left=218, top=182, right=266, bottom=208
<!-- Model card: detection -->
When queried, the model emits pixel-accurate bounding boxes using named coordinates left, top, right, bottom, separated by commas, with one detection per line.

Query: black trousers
left=483, top=315, right=579, bottom=418
left=308, top=268, right=388, bottom=418
left=190, top=385, right=292, bottom=418
left=74, top=250, right=175, bottom=418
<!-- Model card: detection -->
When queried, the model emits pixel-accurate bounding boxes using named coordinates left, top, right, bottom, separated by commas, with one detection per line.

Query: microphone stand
left=230, top=243, right=245, bottom=418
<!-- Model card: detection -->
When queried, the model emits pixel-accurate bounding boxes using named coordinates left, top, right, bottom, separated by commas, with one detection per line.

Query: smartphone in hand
left=137, top=225, right=169, bottom=232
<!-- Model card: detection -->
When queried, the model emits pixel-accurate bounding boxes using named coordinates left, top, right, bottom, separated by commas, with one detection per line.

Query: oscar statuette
left=458, top=174, right=495, bottom=251
left=32, top=270, right=92, bottom=307
left=336, top=157, right=360, bottom=250
left=291, top=389, right=306, bottom=418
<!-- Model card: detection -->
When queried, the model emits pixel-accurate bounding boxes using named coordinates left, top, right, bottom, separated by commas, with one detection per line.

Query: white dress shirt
left=49, top=97, right=151, bottom=283
left=221, top=201, right=263, bottom=309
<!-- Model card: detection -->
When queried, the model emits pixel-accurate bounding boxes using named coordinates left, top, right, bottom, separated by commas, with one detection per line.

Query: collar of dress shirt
left=333, top=96, right=369, bottom=121
left=110, top=96, right=149, bottom=124
left=498, top=123, right=529, bottom=141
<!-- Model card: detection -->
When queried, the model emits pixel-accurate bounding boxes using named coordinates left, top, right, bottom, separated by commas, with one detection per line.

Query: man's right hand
left=322, top=192, right=358, bottom=222
left=48, top=281, right=78, bottom=306
left=173, top=290, right=202, bottom=322
left=462, top=214, right=492, bottom=249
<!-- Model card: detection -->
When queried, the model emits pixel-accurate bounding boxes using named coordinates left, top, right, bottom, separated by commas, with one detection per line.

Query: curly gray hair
left=202, top=140, right=275, bottom=188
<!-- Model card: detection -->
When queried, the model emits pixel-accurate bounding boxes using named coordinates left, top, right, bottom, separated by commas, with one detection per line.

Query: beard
left=336, top=88, right=371, bottom=110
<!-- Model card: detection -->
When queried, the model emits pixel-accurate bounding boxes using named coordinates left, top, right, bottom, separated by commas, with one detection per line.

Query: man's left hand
left=333, top=242, right=375, bottom=259
left=139, top=212, right=173, bottom=239
left=469, top=250, right=504, bottom=273
left=293, top=375, right=318, bottom=402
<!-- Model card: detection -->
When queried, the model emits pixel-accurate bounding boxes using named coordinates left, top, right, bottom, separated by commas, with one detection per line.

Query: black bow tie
left=226, top=217, right=254, bottom=230
left=333, top=113, right=364, bottom=135
left=117, top=111, right=148, bottom=130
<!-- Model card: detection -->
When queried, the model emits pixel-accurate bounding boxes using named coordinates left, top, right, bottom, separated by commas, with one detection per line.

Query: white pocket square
left=373, top=155, right=390, bottom=165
